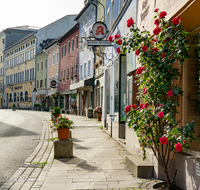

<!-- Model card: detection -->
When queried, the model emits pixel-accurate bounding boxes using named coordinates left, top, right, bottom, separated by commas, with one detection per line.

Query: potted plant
left=73, top=73, right=77, bottom=78
left=66, top=110, right=70, bottom=114
left=88, top=108, right=93, bottom=118
left=63, top=78, right=65, bottom=81
left=12, top=104, right=16, bottom=111
left=51, top=107, right=61, bottom=119
left=94, top=107, right=102, bottom=121
left=66, top=76, right=69, bottom=81
left=50, top=115, right=74, bottom=140
left=59, top=79, right=62, bottom=82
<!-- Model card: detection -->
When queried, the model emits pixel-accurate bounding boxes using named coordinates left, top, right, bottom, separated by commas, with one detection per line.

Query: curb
left=0, top=120, right=54, bottom=190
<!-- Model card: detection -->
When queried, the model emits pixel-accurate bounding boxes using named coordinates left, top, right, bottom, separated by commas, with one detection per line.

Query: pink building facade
left=58, top=24, right=79, bottom=111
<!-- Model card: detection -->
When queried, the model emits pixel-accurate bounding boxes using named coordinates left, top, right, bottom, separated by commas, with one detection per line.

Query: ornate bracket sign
left=50, top=80, right=57, bottom=89
left=92, top=21, right=107, bottom=40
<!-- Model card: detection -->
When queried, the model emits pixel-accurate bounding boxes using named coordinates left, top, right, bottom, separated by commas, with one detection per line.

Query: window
left=88, top=60, right=90, bottom=75
left=107, top=11, right=110, bottom=30
left=67, top=68, right=69, bottom=76
left=70, top=66, right=73, bottom=75
left=10, top=93, right=12, bottom=102
left=25, top=91, right=28, bottom=102
left=61, top=46, right=63, bottom=58
left=41, top=62, right=43, bottom=70
left=75, top=35, right=78, bottom=49
left=111, top=0, right=114, bottom=26
left=84, top=63, right=86, bottom=77
left=40, top=79, right=43, bottom=88
left=60, top=71, right=62, bottom=79
left=119, top=0, right=123, bottom=12
left=30, top=48, right=35, bottom=59
left=56, top=52, right=59, bottom=63
left=63, top=70, right=65, bottom=78
left=14, top=93, right=16, bottom=102
left=67, top=41, right=70, bottom=54
left=75, top=64, right=77, bottom=73
left=20, top=91, right=23, bottom=102
left=56, top=74, right=58, bottom=80
left=49, top=57, right=51, bottom=67
left=53, top=55, right=55, bottom=65
left=80, top=65, right=83, bottom=79
left=64, top=44, right=66, bottom=56
left=71, top=38, right=74, bottom=52
left=81, top=21, right=83, bottom=28
left=25, top=51, right=29, bottom=61
left=48, top=77, right=50, bottom=88
left=38, top=63, right=39, bottom=71
left=49, top=50, right=51, bottom=55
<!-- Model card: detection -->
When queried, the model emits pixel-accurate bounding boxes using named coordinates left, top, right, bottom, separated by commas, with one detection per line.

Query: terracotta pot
left=57, top=128, right=70, bottom=140
left=55, top=114, right=60, bottom=118
left=97, top=113, right=102, bottom=121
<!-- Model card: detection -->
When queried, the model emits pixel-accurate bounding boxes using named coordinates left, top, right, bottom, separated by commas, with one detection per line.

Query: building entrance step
left=125, top=155, right=154, bottom=178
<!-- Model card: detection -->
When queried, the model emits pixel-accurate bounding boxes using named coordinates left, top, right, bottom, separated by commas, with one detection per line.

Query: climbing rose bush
left=111, top=9, right=195, bottom=188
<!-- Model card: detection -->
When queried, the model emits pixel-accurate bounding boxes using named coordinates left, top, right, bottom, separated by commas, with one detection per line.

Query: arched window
left=20, top=91, right=23, bottom=102
left=14, top=93, right=16, bottom=102
left=25, top=91, right=28, bottom=102
left=9, top=93, right=12, bottom=102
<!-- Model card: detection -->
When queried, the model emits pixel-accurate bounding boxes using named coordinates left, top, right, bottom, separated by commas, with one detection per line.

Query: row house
left=57, top=23, right=79, bottom=111
left=71, top=0, right=96, bottom=116
left=4, top=33, right=36, bottom=108
left=0, top=26, right=38, bottom=108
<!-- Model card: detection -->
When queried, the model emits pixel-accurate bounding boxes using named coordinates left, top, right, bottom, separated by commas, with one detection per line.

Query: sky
left=0, top=0, right=84, bottom=32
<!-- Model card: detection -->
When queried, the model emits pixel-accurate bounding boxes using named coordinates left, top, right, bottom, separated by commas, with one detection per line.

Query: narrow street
left=0, top=110, right=50, bottom=187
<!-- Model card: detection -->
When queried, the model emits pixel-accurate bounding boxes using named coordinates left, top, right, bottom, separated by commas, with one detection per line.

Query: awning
left=70, top=77, right=94, bottom=90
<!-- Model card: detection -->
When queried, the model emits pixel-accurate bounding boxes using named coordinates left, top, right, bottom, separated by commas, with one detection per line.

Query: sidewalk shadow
left=57, top=157, right=100, bottom=172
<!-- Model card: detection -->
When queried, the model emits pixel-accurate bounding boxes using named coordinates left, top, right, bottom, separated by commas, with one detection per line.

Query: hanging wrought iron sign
left=92, top=21, right=107, bottom=40
left=50, top=80, right=57, bottom=88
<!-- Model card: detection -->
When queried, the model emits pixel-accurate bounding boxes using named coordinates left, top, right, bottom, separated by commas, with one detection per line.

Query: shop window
left=25, top=91, right=28, bottom=102
left=14, top=93, right=16, bottom=102
left=20, top=91, right=23, bottom=102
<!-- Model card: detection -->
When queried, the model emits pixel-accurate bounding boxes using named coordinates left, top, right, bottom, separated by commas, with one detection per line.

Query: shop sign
left=87, top=40, right=113, bottom=47
left=92, top=21, right=107, bottom=40
left=50, top=80, right=57, bottom=88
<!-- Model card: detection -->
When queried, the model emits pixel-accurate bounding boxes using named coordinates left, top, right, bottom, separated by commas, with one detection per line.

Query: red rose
left=172, top=17, right=181, bottom=25
left=154, top=8, right=159, bottom=12
left=142, top=65, right=146, bottom=69
left=114, top=34, right=120, bottom=39
left=117, top=39, right=122, bottom=45
left=153, top=47, right=159, bottom=53
left=131, top=104, right=137, bottom=109
left=158, top=104, right=163, bottom=107
left=154, top=19, right=160, bottom=26
left=125, top=105, right=131, bottom=113
left=108, top=35, right=113, bottom=42
left=163, top=37, right=170, bottom=42
left=160, top=136, right=168, bottom=144
left=142, top=46, right=148, bottom=52
left=143, top=88, right=147, bottom=94
left=175, top=143, right=182, bottom=152
left=158, top=111, right=164, bottom=118
left=135, top=49, right=140, bottom=56
left=116, top=47, right=121, bottom=54
left=127, top=17, right=134, bottom=28
left=139, top=104, right=144, bottom=109
left=154, top=39, right=157, bottom=42
left=55, top=119, right=58, bottom=122
left=144, top=103, right=149, bottom=108
left=153, top=27, right=161, bottom=35
left=161, top=53, right=166, bottom=58
left=167, top=90, right=173, bottom=97
left=66, top=118, right=69, bottom=120
left=60, top=115, right=62, bottom=117
left=136, top=67, right=143, bottom=74
left=159, top=11, right=167, bottom=18
left=183, top=140, right=186, bottom=144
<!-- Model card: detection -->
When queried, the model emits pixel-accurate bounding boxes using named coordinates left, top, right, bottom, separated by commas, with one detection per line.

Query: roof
left=58, top=23, right=79, bottom=43
left=74, top=1, right=95, bottom=21
left=44, top=36, right=62, bottom=50
left=4, top=31, right=37, bottom=52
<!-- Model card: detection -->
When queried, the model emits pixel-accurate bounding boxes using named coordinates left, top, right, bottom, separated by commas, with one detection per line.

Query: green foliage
left=51, top=92, right=59, bottom=107
left=51, top=107, right=61, bottom=116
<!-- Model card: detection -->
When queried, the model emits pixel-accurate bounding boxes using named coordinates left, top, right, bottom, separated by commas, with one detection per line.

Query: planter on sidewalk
left=97, top=113, right=102, bottom=121
left=57, top=128, right=70, bottom=140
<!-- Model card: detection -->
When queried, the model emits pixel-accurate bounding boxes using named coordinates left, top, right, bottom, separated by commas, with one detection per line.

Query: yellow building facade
left=4, top=33, right=36, bottom=109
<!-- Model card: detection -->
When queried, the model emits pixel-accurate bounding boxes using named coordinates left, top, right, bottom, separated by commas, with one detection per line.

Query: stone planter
left=88, top=110, right=93, bottom=118
left=12, top=107, right=16, bottom=111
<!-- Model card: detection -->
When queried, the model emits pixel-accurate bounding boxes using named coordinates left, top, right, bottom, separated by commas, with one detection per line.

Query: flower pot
left=12, top=107, right=16, bottom=111
left=97, top=113, right=101, bottom=121
left=55, top=114, right=60, bottom=118
left=57, top=128, right=70, bottom=140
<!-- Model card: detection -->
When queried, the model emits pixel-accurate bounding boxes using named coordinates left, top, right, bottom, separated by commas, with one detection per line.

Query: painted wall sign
left=92, top=21, right=107, bottom=40
left=141, top=0, right=149, bottom=22
left=50, top=80, right=57, bottom=88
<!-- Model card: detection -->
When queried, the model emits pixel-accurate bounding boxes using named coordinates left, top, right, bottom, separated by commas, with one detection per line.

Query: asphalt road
left=0, top=110, right=50, bottom=187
